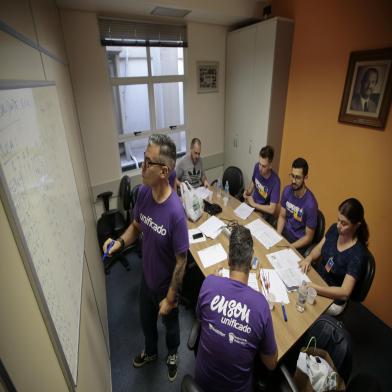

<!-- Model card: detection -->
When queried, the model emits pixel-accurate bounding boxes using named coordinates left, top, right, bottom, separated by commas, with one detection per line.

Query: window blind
left=98, top=17, right=187, bottom=47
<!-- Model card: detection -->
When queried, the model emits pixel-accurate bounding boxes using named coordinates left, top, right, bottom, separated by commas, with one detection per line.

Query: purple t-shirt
left=251, top=164, right=281, bottom=205
left=195, top=275, right=277, bottom=392
left=280, top=185, right=318, bottom=242
left=134, top=185, right=189, bottom=294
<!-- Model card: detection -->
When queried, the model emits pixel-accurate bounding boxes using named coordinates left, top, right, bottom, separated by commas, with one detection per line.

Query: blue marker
left=102, top=240, right=115, bottom=262
left=281, top=302, right=288, bottom=322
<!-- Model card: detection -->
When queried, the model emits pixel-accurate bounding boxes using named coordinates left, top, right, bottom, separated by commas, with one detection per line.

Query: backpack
left=305, top=315, right=352, bottom=383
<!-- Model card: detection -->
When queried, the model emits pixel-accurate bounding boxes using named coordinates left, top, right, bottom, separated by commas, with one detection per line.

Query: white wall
left=0, top=0, right=111, bottom=390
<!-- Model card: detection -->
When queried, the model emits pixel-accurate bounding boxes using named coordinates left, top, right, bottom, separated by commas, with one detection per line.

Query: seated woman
left=299, top=198, right=369, bottom=316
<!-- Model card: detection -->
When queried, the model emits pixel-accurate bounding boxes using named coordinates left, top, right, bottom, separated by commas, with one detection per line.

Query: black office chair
left=211, top=166, right=245, bottom=201
left=96, top=176, right=139, bottom=274
left=350, top=249, right=376, bottom=303
left=181, top=374, right=204, bottom=392
left=303, top=209, right=325, bottom=257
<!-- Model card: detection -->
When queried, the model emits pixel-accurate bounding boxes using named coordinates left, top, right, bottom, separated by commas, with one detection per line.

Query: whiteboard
left=0, top=85, right=85, bottom=388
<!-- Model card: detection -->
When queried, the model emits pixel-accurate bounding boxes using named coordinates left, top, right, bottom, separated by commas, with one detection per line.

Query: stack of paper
left=266, top=248, right=310, bottom=291
left=198, top=243, right=227, bottom=269
left=198, top=215, right=226, bottom=239
left=260, top=269, right=289, bottom=304
left=219, top=268, right=259, bottom=292
left=245, top=219, right=283, bottom=249
left=234, top=203, right=254, bottom=220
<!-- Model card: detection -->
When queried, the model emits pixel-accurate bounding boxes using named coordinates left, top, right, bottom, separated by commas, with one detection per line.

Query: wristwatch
left=117, top=237, right=125, bottom=250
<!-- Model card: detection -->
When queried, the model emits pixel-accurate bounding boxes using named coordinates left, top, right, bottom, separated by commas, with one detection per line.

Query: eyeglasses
left=288, top=173, right=303, bottom=182
left=143, top=156, right=167, bottom=169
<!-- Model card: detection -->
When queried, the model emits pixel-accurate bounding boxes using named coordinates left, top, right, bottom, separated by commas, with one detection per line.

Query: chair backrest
left=313, top=209, right=326, bottom=244
left=222, top=166, right=244, bottom=198
left=350, top=250, right=375, bottom=302
left=118, top=175, right=131, bottom=212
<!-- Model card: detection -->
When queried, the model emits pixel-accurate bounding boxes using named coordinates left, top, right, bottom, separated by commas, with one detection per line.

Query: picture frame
left=338, top=47, right=392, bottom=129
left=197, top=61, right=219, bottom=93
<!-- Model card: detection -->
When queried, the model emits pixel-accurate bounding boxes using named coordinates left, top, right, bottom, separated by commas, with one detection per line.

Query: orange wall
left=272, top=0, right=392, bottom=327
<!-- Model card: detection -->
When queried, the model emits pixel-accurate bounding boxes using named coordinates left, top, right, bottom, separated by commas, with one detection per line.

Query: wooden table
left=188, top=192, right=332, bottom=362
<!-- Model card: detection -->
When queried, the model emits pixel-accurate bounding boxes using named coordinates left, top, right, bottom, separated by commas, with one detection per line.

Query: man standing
left=243, top=145, right=280, bottom=223
left=176, top=137, right=209, bottom=188
left=195, top=225, right=278, bottom=392
left=104, top=134, right=189, bottom=382
left=350, top=67, right=380, bottom=113
left=277, top=157, right=318, bottom=254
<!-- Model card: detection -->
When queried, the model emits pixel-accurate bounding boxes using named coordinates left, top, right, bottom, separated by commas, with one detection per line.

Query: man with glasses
left=176, top=137, right=209, bottom=188
left=277, top=157, right=318, bottom=255
left=243, top=145, right=281, bottom=223
left=103, top=134, right=189, bottom=382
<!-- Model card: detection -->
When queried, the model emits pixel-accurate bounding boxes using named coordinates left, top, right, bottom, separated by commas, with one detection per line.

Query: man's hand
left=246, top=195, right=256, bottom=208
left=299, top=256, right=312, bottom=273
left=159, top=297, right=177, bottom=315
left=243, top=190, right=250, bottom=200
left=103, top=238, right=121, bottom=256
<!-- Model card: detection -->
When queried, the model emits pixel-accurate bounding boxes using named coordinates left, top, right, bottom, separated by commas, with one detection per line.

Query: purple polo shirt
left=134, top=185, right=189, bottom=294
left=280, top=185, right=318, bottom=242
left=195, top=275, right=277, bottom=392
left=251, top=164, right=281, bottom=205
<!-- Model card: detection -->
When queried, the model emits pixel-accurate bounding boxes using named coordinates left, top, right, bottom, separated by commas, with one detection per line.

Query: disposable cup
left=307, top=287, right=317, bottom=305
left=266, top=293, right=275, bottom=311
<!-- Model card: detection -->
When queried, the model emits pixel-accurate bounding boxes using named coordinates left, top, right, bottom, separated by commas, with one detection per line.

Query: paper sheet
left=234, top=203, right=255, bottom=220
left=198, top=243, right=227, bottom=269
left=245, top=219, right=283, bottom=249
left=188, top=228, right=206, bottom=244
left=195, top=186, right=213, bottom=200
left=260, top=269, right=290, bottom=304
left=266, top=248, right=301, bottom=270
left=219, top=268, right=259, bottom=292
left=198, top=215, right=226, bottom=239
left=275, top=267, right=310, bottom=291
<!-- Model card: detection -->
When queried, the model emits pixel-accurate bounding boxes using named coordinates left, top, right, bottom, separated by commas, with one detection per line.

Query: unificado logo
left=139, top=213, right=167, bottom=236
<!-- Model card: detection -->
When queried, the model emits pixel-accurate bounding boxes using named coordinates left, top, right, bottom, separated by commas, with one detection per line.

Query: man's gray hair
left=228, top=225, right=254, bottom=273
left=190, top=137, right=201, bottom=149
left=148, top=134, right=177, bottom=170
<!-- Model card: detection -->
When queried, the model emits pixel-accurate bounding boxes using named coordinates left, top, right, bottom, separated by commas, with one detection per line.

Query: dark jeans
left=139, top=274, right=180, bottom=356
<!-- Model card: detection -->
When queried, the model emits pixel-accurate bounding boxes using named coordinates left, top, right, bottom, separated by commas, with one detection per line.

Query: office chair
left=350, top=250, right=375, bottom=303
left=96, top=176, right=138, bottom=274
left=303, top=209, right=325, bottom=257
left=211, top=166, right=245, bottom=200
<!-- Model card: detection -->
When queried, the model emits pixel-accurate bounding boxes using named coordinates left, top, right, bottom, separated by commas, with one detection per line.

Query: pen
left=102, top=240, right=115, bottom=261
left=281, top=302, right=288, bottom=322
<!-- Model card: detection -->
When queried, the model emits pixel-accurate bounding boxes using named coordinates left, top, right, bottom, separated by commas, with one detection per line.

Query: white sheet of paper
left=245, top=219, right=283, bottom=249
left=198, top=215, right=226, bottom=239
left=188, top=228, right=206, bottom=244
left=220, top=267, right=230, bottom=278
left=260, top=269, right=290, bottom=304
left=195, top=186, right=212, bottom=200
left=198, top=243, right=227, bottom=269
left=234, top=203, right=255, bottom=220
left=266, top=248, right=301, bottom=270
left=248, top=272, right=259, bottom=292
left=275, top=267, right=311, bottom=291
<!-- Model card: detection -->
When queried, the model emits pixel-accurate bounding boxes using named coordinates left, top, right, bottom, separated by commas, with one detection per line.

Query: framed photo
left=197, top=61, right=219, bottom=93
left=338, top=47, right=392, bottom=129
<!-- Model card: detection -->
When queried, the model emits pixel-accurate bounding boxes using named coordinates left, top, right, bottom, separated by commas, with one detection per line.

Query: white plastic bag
left=180, top=181, right=204, bottom=222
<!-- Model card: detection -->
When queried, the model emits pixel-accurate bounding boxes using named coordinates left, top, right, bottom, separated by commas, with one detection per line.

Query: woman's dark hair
left=339, top=198, right=369, bottom=246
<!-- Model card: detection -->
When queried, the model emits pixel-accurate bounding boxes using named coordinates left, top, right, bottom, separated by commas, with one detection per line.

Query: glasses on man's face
left=288, top=173, right=303, bottom=182
left=143, top=156, right=167, bottom=169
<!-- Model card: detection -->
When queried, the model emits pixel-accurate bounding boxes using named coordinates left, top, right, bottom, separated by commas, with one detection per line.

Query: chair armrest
left=280, top=364, right=298, bottom=392
left=187, top=319, right=201, bottom=351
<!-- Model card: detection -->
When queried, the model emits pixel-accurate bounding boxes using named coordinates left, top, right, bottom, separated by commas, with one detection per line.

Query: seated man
left=195, top=225, right=278, bottom=392
left=277, top=157, right=318, bottom=254
left=176, top=138, right=209, bottom=188
left=243, top=145, right=280, bottom=223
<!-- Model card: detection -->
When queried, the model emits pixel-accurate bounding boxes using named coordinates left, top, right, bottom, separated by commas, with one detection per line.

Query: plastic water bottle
left=216, top=178, right=222, bottom=198
left=223, top=181, right=230, bottom=206
left=296, top=280, right=307, bottom=312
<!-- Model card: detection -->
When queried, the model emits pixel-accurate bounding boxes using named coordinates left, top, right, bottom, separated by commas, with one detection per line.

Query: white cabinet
left=224, top=17, right=293, bottom=185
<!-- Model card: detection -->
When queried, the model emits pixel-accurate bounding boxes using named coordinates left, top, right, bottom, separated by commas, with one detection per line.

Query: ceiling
left=56, top=0, right=267, bottom=27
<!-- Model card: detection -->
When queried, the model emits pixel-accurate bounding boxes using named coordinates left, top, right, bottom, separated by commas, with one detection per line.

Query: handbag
left=180, top=181, right=204, bottom=222
left=294, top=337, right=346, bottom=392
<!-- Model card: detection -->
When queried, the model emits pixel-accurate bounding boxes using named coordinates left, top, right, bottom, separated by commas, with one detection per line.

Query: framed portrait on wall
left=338, top=47, right=392, bottom=129
left=197, top=61, right=219, bottom=93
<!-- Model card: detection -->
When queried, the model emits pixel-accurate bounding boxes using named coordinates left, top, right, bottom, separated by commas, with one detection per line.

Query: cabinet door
left=225, top=26, right=256, bottom=172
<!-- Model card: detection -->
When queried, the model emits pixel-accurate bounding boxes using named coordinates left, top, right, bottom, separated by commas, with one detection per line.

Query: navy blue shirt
left=315, top=224, right=367, bottom=305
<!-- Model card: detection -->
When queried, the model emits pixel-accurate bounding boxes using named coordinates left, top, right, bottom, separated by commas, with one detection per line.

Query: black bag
left=203, top=200, right=222, bottom=215
left=306, top=315, right=352, bottom=383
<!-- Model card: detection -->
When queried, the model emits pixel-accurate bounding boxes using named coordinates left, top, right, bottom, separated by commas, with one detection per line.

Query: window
left=106, top=45, right=187, bottom=171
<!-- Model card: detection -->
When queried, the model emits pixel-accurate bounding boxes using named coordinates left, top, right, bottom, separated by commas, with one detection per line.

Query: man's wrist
left=116, top=237, right=125, bottom=250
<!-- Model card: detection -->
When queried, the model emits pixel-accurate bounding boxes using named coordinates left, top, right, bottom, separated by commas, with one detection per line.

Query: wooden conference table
left=187, top=191, right=332, bottom=362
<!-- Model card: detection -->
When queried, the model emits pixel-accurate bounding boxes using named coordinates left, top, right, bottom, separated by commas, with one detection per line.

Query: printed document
left=198, top=243, right=227, bottom=269
left=198, top=215, right=226, bottom=239
left=245, top=219, right=283, bottom=249
left=234, top=203, right=254, bottom=220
